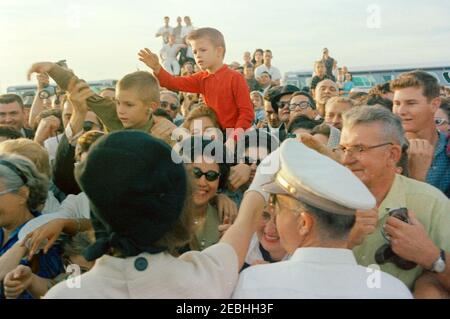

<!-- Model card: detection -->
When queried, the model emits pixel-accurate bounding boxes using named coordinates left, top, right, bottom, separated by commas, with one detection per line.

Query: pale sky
left=1, top=0, right=449, bottom=92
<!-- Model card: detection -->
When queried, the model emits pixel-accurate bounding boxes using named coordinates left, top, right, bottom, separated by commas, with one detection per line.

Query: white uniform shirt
left=255, top=65, right=282, bottom=81
left=44, top=243, right=239, bottom=299
left=233, top=247, right=413, bottom=299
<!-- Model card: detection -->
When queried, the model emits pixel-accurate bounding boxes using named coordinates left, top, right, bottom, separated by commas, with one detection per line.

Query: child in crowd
left=138, top=27, right=254, bottom=141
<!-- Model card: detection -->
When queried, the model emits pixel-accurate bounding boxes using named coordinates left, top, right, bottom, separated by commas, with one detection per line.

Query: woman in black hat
left=44, top=130, right=265, bottom=299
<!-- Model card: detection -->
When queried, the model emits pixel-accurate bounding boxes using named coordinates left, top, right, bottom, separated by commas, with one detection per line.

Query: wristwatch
left=431, top=249, right=446, bottom=273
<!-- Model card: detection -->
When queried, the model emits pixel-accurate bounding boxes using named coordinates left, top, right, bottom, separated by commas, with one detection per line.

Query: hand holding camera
left=382, top=208, right=442, bottom=271
left=375, top=208, right=418, bottom=270
left=376, top=208, right=441, bottom=271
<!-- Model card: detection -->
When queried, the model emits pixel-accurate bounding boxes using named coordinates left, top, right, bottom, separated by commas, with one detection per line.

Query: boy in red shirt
left=138, top=27, right=254, bottom=140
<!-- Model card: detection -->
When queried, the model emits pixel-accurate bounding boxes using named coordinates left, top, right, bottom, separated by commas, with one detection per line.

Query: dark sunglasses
left=83, top=121, right=97, bottom=132
left=161, top=101, right=178, bottom=111
left=276, top=101, right=290, bottom=109
left=192, top=167, right=221, bottom=181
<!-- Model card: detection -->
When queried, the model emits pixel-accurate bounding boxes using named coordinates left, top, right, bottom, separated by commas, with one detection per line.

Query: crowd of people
left=0, top=21, right=449, bottom=299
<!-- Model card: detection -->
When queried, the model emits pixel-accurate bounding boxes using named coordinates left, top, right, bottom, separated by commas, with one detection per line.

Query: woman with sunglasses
left=179, top=136, right=230, bottom=251
left=0, top=154, right=65, bottom=299
left=43, top=131, right=267, bottom=299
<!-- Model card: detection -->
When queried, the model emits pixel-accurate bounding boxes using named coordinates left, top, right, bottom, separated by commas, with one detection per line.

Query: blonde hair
left=0, top=138, right=51, bottom=178
left=314, top=60, right=325, bottom=73
left=187, top=28, right=226, bottom=57
left=325, top=96, right=355, bottom=111
left=117, top=71, right=160, bottom=105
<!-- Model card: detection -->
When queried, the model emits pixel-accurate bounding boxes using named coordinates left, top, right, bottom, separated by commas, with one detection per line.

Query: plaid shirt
left=426, top=131, right=450, bottom=197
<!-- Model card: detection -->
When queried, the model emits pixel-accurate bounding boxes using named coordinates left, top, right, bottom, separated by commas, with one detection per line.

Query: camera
left=374, top=208, right=417, bottom=270
left=38, top=86, right=57, bottom=99
left=38, top=60, right=68, bottom=100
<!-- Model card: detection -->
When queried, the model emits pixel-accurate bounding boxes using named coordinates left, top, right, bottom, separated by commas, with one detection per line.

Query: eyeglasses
left=289, top=101, right=311, bottom=111
left=276, top=101, right=290, bottom=109
left=336, top=142, right=393, bottom=157
left=435, top=117, right=449, bottom=126
left=192, top=167, right=221, bottom=182
left=161, top=101, right=178, bottom=111
left=0, top=188, right=18, bottom=196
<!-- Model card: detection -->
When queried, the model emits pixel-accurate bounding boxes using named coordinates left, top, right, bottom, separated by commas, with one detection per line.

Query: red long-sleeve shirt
left=156, top=65, right=254, bottom=132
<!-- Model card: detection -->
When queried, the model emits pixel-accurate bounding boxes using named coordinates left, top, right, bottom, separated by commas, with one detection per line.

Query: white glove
left=246, top=147, right=281, bottom=203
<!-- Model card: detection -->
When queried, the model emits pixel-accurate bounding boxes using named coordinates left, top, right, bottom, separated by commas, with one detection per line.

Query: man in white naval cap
left=232, top=138, right=412, bottom=299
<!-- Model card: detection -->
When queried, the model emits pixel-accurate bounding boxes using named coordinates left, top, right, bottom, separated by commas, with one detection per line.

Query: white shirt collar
left=290, top=247, right=357, bottom=266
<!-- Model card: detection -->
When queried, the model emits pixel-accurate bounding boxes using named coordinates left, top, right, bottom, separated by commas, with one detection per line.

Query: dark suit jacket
left=23, top=128, right=35, bottom=139
left=52, top=134, right=81, bottom=196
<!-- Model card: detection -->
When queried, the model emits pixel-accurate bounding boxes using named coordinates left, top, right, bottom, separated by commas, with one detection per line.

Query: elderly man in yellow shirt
left=340, top=105, right=450, bottom=297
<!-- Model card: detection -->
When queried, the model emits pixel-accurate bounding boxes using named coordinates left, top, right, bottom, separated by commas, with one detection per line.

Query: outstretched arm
left=138, top=48, right=202, bottom=93
left=27, top=62, right=123, bottom=132
left=220, top=191, right=265, bottom=268
left=28, top=73, right=50, bottom=128
left=0, top=244, right=28, bottom=282
left=3, top=265, right=52, bottom=299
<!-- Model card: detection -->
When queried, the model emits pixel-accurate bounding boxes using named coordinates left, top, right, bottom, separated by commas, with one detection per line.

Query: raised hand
left=27, top=62, right=55, bottom=81
left=151, top=115, right=177, bottom=146
left=407, top=139, right=435, bottom=182
left=34, top=115, right=61, bottom=145
left=138, top=48, right=162, bottom=73
left=66, top=78, right=95, bottom=114
left=297, top=133, right=342, bottom=163
left=228, top=163, right=252, bottom=192
left=21, top=218, right=66, bottom=260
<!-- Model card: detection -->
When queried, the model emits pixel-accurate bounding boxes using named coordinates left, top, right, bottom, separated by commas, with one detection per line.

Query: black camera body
left=375, top=208, right=418, bottom=270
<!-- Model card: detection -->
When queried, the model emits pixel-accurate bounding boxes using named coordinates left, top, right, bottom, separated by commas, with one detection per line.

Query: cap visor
left=262, top=181, right=290, bottom=195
